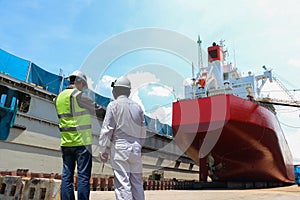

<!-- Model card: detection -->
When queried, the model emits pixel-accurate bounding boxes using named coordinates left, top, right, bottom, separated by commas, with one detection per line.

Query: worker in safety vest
left=55, top=70, right=105, bottom=200
left=99, top=76, right=146, bottom=200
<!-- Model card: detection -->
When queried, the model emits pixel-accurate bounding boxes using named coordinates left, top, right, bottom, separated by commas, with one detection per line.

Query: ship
left=172, top=41, right=295, bottom=183
left=0, top=48, right=198, bottom=180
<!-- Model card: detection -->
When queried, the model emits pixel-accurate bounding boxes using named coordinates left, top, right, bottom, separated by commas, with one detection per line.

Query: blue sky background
left=1, top=0, right=300, bottom=162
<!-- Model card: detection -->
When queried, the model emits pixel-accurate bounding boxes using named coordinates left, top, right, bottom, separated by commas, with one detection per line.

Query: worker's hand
left=99, top=152, right=109, bottom=163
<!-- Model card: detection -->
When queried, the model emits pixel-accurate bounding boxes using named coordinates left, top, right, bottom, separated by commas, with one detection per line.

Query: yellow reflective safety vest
left=55, top=88, right=92, bottom=146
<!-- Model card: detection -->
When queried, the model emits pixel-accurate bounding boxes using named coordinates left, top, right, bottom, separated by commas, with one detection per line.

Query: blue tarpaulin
left=28, top=63, right=69, bottom=94
left=0, top=49, right=29, bottom=81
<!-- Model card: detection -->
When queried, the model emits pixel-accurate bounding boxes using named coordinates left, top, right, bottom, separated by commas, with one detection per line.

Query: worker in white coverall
left=98, top=76, right=146, bottom=200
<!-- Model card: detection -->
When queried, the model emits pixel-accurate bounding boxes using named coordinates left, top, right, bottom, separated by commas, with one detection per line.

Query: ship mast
left=219, top=39, right=228, bottom=62
left=192, top=62, right=196, bottom=99
left=197, top=35, right=203, bottom=72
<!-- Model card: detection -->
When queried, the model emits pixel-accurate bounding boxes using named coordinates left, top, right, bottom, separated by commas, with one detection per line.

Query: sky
left=1, top=0, right=300, bottom=162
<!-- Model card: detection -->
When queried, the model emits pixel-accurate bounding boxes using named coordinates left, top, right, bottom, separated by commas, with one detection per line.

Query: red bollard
left=108, top=178, right=114, bottom=191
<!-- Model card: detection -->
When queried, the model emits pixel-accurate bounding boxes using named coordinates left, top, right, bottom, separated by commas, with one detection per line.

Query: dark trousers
left=60, top=145, right=92, bottom=200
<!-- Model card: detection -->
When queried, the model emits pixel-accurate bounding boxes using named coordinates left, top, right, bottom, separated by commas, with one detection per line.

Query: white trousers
left=111, top=140, right=145, bottom=200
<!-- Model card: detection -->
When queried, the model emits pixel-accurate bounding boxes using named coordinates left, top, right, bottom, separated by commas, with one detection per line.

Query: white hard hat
left=111, top=76, right=131, bottom=89
left=69, top=70, right=87, bottom=85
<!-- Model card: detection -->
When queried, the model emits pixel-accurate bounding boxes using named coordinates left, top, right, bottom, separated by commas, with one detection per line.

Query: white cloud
left=147, top=86, right=173, bottom=97
left=183, top=78, right=193, bottom=86
left=95, top=75, right=116, bottom=98
left=97, top=75, right=116, bottom=89
left=147, top=106, right=172, bottom=125
left=127, top=71, right=160, bottom=93
left=131, top=90, right=145, bottom=112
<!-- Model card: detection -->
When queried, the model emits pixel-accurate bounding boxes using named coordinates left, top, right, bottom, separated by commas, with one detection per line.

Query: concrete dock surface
left=84, top=185, right=300, bottom=200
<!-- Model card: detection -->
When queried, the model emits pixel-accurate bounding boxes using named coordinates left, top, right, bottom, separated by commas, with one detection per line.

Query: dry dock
left=86, top=185, right=300, bottom=200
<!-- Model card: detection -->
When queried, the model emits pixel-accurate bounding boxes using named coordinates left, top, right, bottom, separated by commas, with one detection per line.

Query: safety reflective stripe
left=70, top=89, right=86, bottom=117
left=70, top=89, right=77, bottom=115
left=58, top=110, right=90, bottom=118
left=59, top=124, right=92, bottom=132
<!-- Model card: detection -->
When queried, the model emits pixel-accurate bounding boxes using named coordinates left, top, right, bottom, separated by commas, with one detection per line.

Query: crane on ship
left=256, top=70, right=300, bottom=108
left=257, top=96, right=300, bottom=108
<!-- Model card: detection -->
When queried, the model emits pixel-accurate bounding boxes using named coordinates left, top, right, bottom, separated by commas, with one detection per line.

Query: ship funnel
left=205, top=43, right=224, bottom=89
left=208, top=43, right=223, bottom=63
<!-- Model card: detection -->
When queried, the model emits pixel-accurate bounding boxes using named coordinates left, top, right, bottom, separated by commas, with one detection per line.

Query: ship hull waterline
left=172, top=94, right=295, bottom=183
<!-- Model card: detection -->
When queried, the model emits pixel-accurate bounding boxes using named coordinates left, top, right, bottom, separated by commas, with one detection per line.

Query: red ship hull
left=172, top=94, right=294, bottom=182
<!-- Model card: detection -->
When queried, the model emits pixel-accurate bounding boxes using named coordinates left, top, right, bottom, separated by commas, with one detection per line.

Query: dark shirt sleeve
left=76, top=92, right=106, bottom=120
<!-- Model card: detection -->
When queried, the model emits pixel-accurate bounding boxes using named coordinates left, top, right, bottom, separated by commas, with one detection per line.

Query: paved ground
left=85, top=185, right=300, bottom=200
